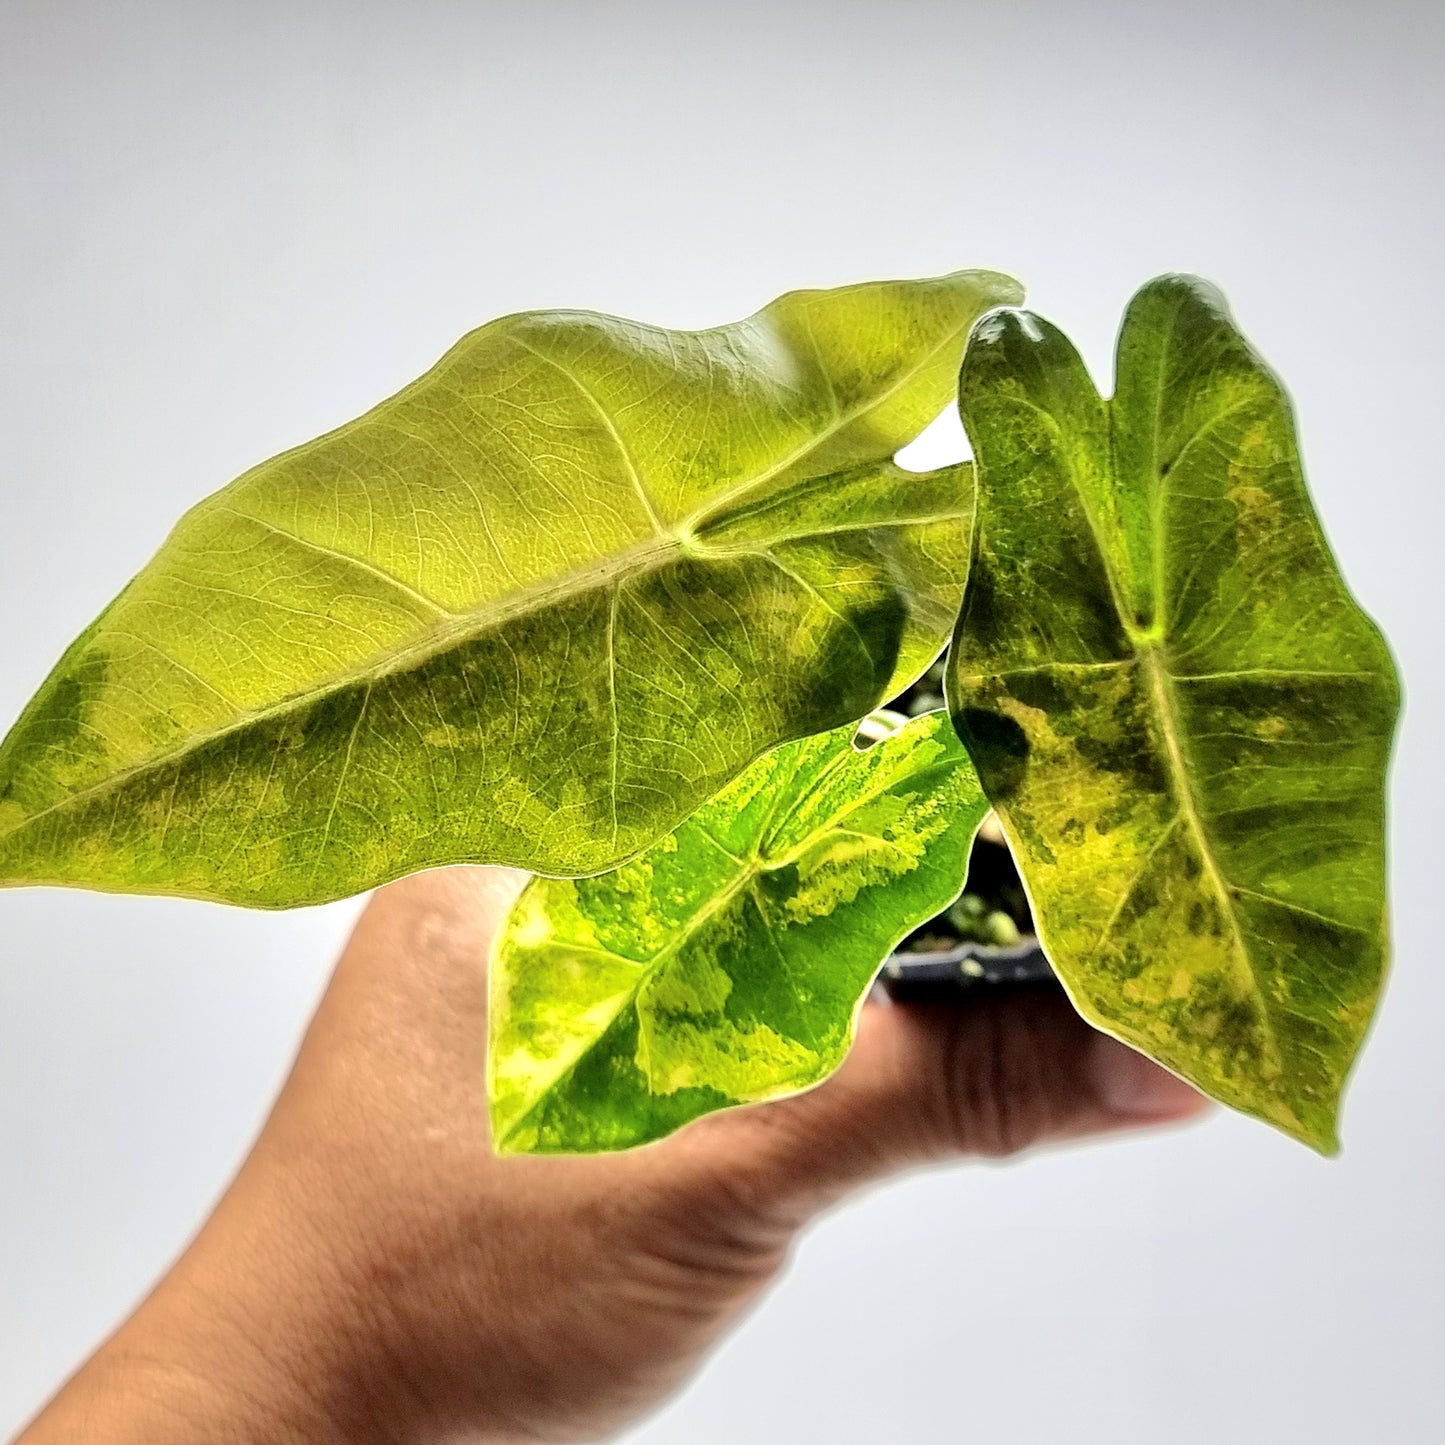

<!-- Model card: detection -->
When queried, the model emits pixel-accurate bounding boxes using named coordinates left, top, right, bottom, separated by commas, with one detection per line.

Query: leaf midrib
left=1137, top=644, right=1286, bottom=1074
left=3, top=499, right=969, bottom=849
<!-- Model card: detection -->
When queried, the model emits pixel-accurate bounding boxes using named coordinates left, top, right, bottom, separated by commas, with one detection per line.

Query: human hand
left=19, top=866, right=1206, bottom=1444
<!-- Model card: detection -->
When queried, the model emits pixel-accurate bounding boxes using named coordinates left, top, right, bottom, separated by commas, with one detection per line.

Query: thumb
left=689, top=987, right=1209, bottom=1223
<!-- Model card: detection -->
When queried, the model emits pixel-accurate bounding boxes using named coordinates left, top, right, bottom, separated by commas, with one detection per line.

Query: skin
left=16, top=866, right=1207, bottom=1444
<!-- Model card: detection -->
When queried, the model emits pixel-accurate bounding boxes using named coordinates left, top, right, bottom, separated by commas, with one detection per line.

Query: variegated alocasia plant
left=0, top=271, right=1398, bottom=1156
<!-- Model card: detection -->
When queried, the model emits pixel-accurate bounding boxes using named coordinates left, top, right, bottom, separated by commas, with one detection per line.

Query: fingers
left=682, top=988, right=1209, bottom=1224
left=847, top=986, right=1208, bottom=1156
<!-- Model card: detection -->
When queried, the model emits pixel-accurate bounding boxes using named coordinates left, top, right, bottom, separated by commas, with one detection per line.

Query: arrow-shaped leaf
left=489, top=712, right=987, bottom=1154
left=946, top=276, right=1400, bottom=1152
left=0, top=270, right=1018, bottom=905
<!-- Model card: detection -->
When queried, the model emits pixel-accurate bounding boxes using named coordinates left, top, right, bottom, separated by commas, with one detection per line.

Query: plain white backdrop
left=1, top=2, right=1441, bottom=1440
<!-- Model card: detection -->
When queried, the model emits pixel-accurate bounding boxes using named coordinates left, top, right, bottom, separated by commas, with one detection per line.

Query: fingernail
left=1089, top=1035, right=1205, bottom=1118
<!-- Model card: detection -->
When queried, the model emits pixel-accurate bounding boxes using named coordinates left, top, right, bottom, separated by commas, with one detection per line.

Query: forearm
left=13, top=1088, right=464, bottom=1445
left=18, top=1323, right=336, bottom=1445
left=17, top=1195, right=399, bottom=1445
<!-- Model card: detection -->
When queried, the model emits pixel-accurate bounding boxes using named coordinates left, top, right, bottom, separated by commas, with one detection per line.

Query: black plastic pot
left=880, top=936, right=1056, bottom=1003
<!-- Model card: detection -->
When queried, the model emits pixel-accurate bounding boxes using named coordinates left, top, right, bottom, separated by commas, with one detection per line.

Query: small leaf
left=946, top=276, right=1400, bottom=1152
left=489, top=712, right=987, bottom=1154
left=0, top=270, right=1019, bottom=904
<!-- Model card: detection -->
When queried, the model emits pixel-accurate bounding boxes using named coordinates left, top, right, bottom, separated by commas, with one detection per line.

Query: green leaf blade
left=0, top=270, right=1019, bottom=904
left=489, top=712, right=989, bottom=1155
left=947, top=276, right=1400, bottom=1152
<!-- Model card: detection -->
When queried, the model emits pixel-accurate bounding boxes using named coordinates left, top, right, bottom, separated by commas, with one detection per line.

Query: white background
left=2, top=2, right=1441, bottom=1440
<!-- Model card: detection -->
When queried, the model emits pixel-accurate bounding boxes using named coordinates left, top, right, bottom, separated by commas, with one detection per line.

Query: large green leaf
left=0, top=270, right=1018, bottom=905
left=946, top=276, right=1399, bottom=1152
left=489, top=712, right=987, bottom=1154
